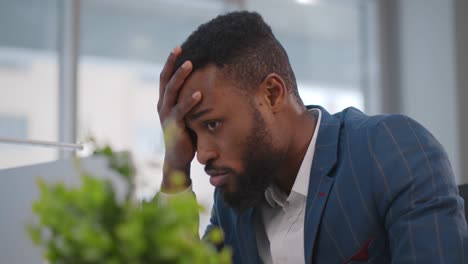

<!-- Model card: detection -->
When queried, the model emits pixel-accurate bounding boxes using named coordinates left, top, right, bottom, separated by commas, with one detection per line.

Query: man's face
left=181, top=65, right=285, bottom=211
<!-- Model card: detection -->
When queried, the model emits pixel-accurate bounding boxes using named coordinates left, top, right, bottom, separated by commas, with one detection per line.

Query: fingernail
left=192, top=91, right=201, bottom=99
left=182, top=61, right=191, bottom=69
left=172, top=46, right=180, bottom=54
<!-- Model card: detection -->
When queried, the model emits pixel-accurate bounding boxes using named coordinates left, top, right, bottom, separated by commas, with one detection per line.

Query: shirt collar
left=264, top=108, right=322, bottom=208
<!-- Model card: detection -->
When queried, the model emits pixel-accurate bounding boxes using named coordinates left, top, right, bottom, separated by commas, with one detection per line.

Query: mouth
left=205, top=169, right=230, bottom=187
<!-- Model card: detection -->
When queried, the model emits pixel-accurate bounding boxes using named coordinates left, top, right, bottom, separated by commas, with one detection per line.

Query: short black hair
left=174, top=11, right=302, bottom=103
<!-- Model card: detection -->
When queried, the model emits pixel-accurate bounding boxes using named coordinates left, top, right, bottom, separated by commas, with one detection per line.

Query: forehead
left=179, top=65, right=245, bottom=112
left=180, top=65, right=222, bottom=97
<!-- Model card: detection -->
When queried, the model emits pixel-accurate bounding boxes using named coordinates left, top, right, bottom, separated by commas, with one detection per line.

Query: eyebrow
left=188, top=108, right=213, bottom=122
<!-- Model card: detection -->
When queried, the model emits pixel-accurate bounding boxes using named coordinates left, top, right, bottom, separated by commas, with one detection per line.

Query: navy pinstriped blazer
left=204, top=105, right=468, bottom=263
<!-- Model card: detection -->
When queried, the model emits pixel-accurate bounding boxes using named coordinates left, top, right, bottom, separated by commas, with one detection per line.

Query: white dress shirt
left=255, top=108, right=321, bottom=264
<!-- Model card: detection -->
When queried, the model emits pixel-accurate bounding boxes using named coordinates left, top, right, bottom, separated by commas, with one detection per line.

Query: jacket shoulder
left=337, top=107, right=417, bottom=131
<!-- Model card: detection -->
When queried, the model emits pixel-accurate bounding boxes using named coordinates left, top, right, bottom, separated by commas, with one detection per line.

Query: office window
left=0, top=0, right=59, bottom=169
left=243, top=0, right=364, bottom=111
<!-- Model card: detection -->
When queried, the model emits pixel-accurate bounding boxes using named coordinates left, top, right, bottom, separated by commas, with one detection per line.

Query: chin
left=222, top=189, right=266, bottom=213
left=221, top=183, right=236, bottom=194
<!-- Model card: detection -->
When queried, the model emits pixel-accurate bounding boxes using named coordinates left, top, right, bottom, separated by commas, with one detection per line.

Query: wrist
left=161, top=161, right=191, bottom=193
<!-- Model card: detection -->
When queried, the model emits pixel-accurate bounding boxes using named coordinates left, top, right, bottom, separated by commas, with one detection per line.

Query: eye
left=205, top=120, right=220, bottom=132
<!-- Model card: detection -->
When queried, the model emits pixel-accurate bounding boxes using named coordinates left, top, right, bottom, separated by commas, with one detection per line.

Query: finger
left=160, top=60, right=193, bottom=115
left=173, top=91, right=202, bottom=123
left=162, top=91, right=201, bottom=141
left=159, top=47, right=181, bottom=107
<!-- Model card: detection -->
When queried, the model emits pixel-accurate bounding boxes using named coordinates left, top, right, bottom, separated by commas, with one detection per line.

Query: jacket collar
left=304, top=105, right=341, bottom=263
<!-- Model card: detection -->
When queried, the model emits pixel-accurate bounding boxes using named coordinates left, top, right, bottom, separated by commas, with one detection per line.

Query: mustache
left=204, top=161, right=234, bottom=174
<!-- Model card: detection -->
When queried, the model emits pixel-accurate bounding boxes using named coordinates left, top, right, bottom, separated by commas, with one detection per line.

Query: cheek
left=217, top=130, right=251, bottom=169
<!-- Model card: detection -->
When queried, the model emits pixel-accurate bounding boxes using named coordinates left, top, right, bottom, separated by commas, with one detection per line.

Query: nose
left=196, top=143, right=219, bottom=165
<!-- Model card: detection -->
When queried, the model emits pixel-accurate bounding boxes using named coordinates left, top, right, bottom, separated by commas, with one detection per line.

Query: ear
left=258, top=73, right=287, bottom=113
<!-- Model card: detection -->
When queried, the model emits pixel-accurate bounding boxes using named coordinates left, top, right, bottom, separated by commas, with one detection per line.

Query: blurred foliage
left=28, top=144, right=231, bottom=263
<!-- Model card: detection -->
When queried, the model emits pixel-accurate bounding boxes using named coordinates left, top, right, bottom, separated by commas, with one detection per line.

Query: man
left=157, top=11, right=467, bottom=263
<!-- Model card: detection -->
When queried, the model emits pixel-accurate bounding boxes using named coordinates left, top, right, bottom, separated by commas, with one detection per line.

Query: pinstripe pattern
left=382, top=122, right=416, bottom=208
left=367, top=128, right=394, bottom=223
left=346, top=131, right=378, bottom=229
left=407, top=118, right=446, bottom=263
left=205, top=106, right=468, bottom=264
left=334, top=182, right=361, bottom=248
left=434, top=213, right=445, bottom=264
left=406, top=119, right=437, bottom=194
left=323, top=221, right=345, bottom=259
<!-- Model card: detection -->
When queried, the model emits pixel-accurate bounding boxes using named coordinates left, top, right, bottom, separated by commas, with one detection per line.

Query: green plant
left=28, top=146, right=231, bottom=263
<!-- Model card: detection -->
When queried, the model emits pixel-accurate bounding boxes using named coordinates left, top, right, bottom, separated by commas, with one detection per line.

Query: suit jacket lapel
left=236, top=208, right=261, bottom=264
left=304, top=105, right=340, bottom=263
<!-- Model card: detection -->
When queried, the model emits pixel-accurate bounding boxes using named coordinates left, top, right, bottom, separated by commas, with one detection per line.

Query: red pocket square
left=343, top=237, right=375, bottom=263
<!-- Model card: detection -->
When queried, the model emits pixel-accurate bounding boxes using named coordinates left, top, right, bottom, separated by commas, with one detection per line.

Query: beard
left=220, top=108, right=285, bottom=212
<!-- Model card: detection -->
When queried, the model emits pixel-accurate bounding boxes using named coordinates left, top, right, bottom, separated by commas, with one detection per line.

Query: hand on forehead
left=177, top=65, right=221, bottom=106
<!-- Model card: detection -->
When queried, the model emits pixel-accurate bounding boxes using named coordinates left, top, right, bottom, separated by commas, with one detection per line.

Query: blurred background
left=0, top=0, right=467, bottom=235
